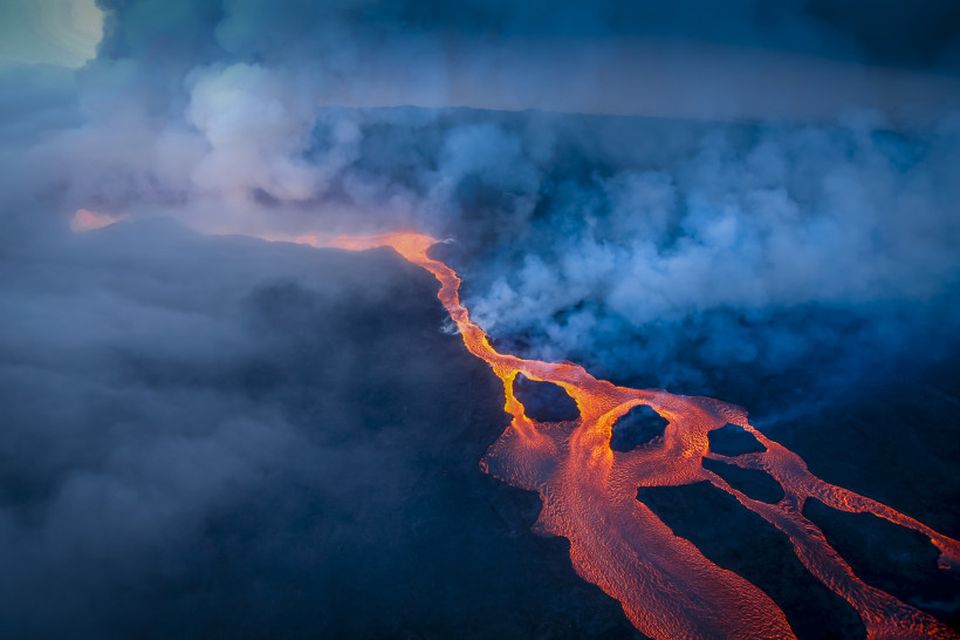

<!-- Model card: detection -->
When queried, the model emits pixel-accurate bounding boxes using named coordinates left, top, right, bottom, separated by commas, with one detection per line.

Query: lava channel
left=321, top=231, right=960, bottom=640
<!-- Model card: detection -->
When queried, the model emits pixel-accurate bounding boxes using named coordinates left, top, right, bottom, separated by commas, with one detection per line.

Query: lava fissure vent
left=325, top=231, right=960, bottom=640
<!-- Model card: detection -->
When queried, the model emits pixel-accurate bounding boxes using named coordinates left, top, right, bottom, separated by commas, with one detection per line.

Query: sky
left=0, top=0, right=102, bottom=68
left=1, top=1, right=959, bottom=636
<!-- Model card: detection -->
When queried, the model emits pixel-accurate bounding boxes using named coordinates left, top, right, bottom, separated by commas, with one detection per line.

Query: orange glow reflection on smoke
left=323, top=231, right=959, bottom=639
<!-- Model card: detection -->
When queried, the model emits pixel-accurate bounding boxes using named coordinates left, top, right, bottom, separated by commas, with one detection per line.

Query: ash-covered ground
left=3, top=1, right=960, bottom=638
left=2, top=220, right=957, bottom=638
left=0, top=221, right=643, bottom=639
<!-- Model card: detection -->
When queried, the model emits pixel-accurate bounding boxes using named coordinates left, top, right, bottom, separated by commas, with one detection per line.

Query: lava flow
left=325, top=231, right=960, bottom=639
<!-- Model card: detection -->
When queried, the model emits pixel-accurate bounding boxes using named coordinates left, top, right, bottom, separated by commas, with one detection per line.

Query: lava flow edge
left=319, top=230, right=960, bottom=640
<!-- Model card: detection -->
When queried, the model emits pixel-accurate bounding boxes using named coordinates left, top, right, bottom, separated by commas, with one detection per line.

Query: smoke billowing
left=2, top=1, right=960, bottom=636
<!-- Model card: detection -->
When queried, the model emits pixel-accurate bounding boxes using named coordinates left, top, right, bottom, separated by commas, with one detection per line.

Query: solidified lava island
left=322, top=231, right=960, bottom=640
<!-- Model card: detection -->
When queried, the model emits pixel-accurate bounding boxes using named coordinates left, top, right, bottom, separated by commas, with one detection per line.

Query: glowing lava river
left=322, top=231, right=959, bottom=639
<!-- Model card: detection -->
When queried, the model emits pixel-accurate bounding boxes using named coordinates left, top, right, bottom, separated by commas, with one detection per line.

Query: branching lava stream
left=323, top=231, right=960, bottom=639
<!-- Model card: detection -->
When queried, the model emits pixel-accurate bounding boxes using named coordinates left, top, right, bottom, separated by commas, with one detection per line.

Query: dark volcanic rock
left=638, top=482, right=865, bottom=640
left=708, top=423, right=766, bottom=456
left=804, top=498, right=960, bottom=630
left=701, top=458, right=784, bottom=504
left=0, top=224, right=643, bottom=640
left=513, top=373, right=580, bottom=422
left=752, top=365, right=960, bottom=539
left=610, top=404, right=668, bottom=452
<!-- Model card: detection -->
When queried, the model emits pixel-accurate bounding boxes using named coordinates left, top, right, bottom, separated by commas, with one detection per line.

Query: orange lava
left=327, top=231, right=960, bottom=639
left=70, top=208, right=124, bottom=232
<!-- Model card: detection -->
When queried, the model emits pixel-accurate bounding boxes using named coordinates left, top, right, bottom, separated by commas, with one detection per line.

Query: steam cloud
left=1, top=0, right=960, bottom=636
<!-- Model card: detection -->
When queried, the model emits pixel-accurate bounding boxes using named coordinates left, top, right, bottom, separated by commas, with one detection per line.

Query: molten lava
left=69, top=208, right=124, bottom=232
left=327, top=231, right=960, bottom=639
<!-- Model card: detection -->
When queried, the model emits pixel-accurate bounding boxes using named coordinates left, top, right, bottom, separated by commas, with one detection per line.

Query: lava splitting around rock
left=324, top=231, right=960, bottom=639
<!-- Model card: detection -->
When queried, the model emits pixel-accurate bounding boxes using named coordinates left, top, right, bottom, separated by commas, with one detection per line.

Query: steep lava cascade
left=324, top=231, right=960, bottom=639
